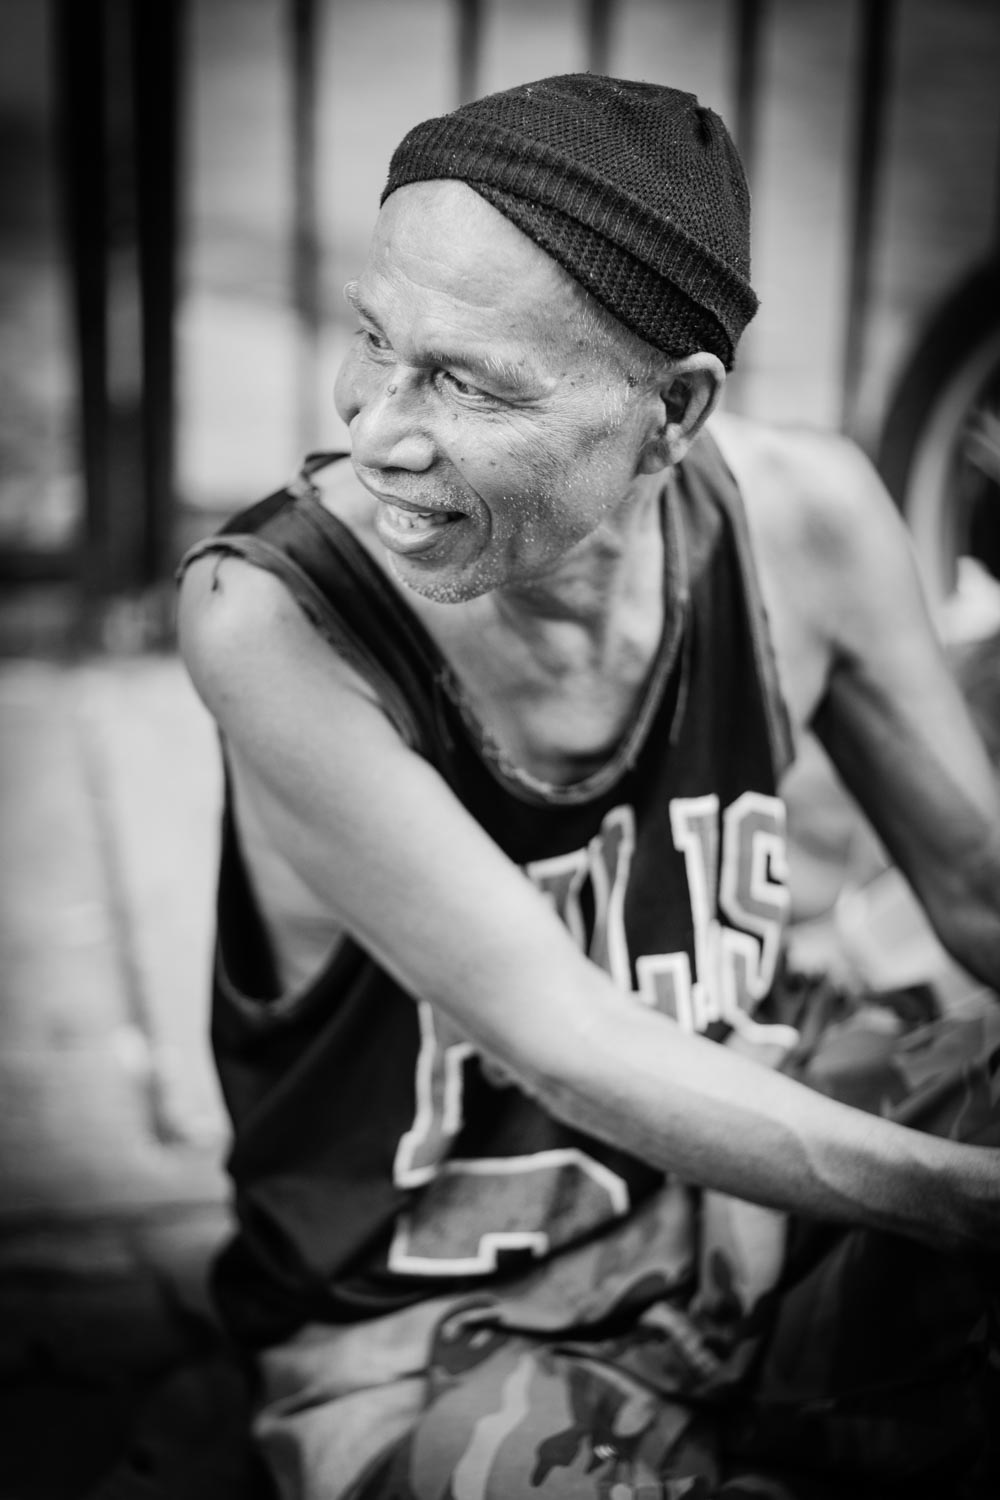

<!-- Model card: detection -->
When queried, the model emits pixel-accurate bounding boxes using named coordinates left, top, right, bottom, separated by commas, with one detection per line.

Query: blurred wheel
left=878, top=263, right=1000, bottom=616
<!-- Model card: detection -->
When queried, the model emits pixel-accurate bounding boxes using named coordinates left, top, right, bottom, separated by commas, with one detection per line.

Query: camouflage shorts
left=256, top=987, right=1000, bottom=1500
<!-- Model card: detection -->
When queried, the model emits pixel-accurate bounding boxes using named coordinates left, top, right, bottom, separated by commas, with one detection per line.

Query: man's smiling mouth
left=387, top=505, right=457, bottom=531
left=373, top=494, right=467, bottom=554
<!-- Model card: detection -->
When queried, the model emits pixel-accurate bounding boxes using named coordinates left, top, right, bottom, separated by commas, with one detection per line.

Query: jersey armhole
left=691, top=430, right=797, bottom=778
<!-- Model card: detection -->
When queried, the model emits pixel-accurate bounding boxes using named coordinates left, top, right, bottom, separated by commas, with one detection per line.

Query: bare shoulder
left=709, top=410, right=908, bottom=573
left=177, top=545, right=380, bottom=733
left=177, top=456, right=387, bottom=713
left=706, top=412, right=926, bottom=727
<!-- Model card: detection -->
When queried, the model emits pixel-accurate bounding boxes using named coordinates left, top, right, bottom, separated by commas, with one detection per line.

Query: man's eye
left=361, top=328, right=391, bottom=354
left=441, top=370, right=490, bottom=401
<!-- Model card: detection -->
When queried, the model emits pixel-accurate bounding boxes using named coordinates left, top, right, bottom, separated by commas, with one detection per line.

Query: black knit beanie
left=381, top=74, right=758, bottom=370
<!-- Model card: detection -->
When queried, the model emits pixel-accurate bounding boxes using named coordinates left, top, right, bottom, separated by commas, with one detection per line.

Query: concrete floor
left=0, top=654, right=258, bottom=1498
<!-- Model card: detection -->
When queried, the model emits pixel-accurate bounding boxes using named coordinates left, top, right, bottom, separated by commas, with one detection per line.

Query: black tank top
left=180, top=432, right=794, bottom=1349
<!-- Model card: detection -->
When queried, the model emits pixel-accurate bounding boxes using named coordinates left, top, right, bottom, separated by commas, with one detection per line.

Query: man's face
left=334, top=180, right=654, bottom=603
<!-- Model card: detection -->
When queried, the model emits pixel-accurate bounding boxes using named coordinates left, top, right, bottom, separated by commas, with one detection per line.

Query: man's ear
left=638, top=353, right=726, bottom=474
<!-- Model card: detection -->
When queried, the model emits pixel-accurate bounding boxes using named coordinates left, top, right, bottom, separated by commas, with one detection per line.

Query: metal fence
left=5, top=0, right=997, bottom=617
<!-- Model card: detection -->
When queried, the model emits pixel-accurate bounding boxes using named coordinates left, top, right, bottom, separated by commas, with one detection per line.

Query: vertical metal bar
left=132, top=0, right=182, bottom=584
left=101, top=0, right=146, bottom=597
left=584, top=0, right=613, bottom=76
left=290, top=0, right=321, bottom=455
left=841, top=0, right=895, bottom=436
left=53, top=0, right=181, bottom=607
left=53, top=0, right=110, bottom=603
left=724, top=0, right=765, bottom=414
left=731, top=0, right=764, bottom=189
left=455, top=0, right=483, bottom=107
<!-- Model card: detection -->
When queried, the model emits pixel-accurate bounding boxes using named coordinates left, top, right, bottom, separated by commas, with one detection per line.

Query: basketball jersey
left=179, top=432, right=794, bottom=1350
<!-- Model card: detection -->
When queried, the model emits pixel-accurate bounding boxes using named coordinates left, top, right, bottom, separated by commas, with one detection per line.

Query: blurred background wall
left=1, top=0, right=999, bottom=641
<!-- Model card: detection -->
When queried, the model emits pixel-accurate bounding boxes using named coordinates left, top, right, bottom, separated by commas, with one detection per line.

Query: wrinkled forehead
left=365, top=179, right=581, bottom=319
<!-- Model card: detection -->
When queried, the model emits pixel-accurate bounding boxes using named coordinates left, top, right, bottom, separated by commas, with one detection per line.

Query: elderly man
left=178, top=76, right=1000, bottom=1498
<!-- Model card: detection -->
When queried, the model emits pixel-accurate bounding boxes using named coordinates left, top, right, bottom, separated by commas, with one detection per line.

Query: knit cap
left=381, top=73, right=758, bottom=370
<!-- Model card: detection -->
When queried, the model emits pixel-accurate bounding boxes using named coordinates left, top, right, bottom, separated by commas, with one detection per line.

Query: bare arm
left=179, top=552, right=1000, bottom=1253
left=797, top=440, right=1000, bottom=990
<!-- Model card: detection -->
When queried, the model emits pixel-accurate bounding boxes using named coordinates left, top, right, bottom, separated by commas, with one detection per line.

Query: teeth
left=392, top=506, right=450, bottom=530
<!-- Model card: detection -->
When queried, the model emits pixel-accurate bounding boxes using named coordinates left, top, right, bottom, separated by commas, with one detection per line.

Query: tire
left=877, top=262, right=1000, bottom=613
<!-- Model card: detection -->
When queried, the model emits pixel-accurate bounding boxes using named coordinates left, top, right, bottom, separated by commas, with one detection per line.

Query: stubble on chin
left=384, top=550, right=500, bottom=607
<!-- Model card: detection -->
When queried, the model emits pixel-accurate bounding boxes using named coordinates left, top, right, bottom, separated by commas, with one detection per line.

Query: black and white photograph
left=1, top=2, right=999, bottom=1495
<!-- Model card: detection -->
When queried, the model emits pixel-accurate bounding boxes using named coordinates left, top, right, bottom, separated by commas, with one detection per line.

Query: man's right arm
left=178, top=552, right=1000, bottom=1254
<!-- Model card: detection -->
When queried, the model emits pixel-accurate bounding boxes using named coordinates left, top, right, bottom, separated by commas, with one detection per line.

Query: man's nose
left=348, top=369, right=435, bottom=473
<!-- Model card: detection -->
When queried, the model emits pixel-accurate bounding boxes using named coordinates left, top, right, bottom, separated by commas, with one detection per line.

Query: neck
left=413, top=471, right=677, bottom=785
left=489, top=472, right=666, bottom=654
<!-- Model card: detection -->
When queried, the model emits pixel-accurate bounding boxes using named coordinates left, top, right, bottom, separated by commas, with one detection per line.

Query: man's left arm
left=807, top=442, right=1000, bottom=992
